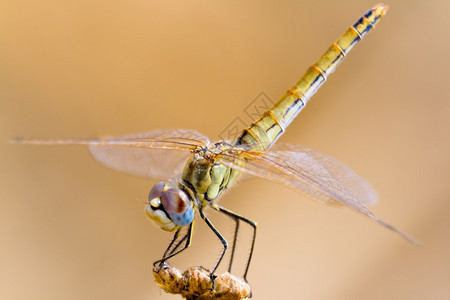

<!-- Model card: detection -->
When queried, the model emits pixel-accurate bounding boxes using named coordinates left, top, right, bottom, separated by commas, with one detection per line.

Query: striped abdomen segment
left=236, top=4, right=388, bottom=151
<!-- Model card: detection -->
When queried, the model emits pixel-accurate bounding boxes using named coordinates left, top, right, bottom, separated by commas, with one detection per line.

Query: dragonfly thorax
left=146, top=181, right=194, bottom=232
left=181, top=145, right=242, bottom=206
left=195, top=141, right=233, bottom=158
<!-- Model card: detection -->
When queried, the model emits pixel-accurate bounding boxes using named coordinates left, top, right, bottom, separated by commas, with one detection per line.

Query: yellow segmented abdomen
left=236, top=4, right=388, bottom=152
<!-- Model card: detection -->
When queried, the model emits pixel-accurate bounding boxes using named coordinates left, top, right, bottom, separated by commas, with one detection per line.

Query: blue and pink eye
left=148, top=182, right=194, bottom=226
left=161, top=188, right=194, bottom=226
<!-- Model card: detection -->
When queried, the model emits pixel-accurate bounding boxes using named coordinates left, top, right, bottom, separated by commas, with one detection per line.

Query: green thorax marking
left=181, top=143, right=242, bottom=206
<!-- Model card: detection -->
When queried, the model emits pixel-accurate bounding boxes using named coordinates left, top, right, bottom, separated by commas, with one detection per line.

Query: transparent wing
left=87, top=129, right=209, bottom=179
left=271, top=143, right=378, bottom=206
left=88, top=147, right=190, bottom=179
left=216, top=145, right=418, bottom=244
left=13, top=129, right=210, bottom=180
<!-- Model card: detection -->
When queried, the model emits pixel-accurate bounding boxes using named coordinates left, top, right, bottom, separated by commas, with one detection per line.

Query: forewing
left=14, top=129, right=209, bottom=179
left=87, top=129, right=208, bottom=179
left=88, top=147, right=191, bottom=179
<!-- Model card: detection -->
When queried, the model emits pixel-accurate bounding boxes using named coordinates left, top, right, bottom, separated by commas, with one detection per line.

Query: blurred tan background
left=1, top=0, right=449, bottom=299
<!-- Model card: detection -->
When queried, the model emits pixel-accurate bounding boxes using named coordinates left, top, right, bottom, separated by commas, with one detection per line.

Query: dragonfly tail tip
left=374, top=3, right=389, bottom=17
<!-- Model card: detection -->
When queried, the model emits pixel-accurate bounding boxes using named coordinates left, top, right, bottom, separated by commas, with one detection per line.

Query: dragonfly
left=14, top=3, right=417, bottom=287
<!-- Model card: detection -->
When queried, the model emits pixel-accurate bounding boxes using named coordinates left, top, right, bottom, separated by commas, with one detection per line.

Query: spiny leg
left=153, top=228, right=181, bottom=268
left=166, top=231, right=189, bottom=257
left=229, top=215, right=240, bottom=273
left=163, top=228, right=181, bottom=258
left=211, top=204, right=239, bottom=273
left=212, top=204, right=257, bottom=282
left=153, top=221, right=194, bottom=269
left=153, top=230, right=190, bottom=268
left=161, top=221, right=194, bottom=262
left=199, top=209, right=227, bottom=289
left=164, top=224, right=194, bottom=258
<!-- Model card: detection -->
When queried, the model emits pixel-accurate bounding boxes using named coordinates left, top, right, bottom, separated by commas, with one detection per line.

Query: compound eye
left=161, top=189, right=190, bottom=214
left=160, top=188, right=194, bottom=226
left=148, top=181, right=165, bottom=202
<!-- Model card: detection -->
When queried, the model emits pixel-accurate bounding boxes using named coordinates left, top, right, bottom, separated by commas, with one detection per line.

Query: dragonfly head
left=145, top=181, right=194, bottom=232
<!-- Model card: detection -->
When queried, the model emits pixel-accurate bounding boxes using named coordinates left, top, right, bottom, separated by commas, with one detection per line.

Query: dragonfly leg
left=212, top=204, right=257, bottom=283
left=199, top=209, right=227, bottom=290
left=230, top=215, right=240, bottom=273
left=153, top=221, right=194, bottom=270
left=165, top=231, right=189, bottom=257
left=153, top=228, right=187, bottom=268
left=163, top=227, right=182, bottom=257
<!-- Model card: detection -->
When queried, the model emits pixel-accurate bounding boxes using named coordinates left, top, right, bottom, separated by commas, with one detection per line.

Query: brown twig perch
left=153, top=263, right=251, bottom=300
